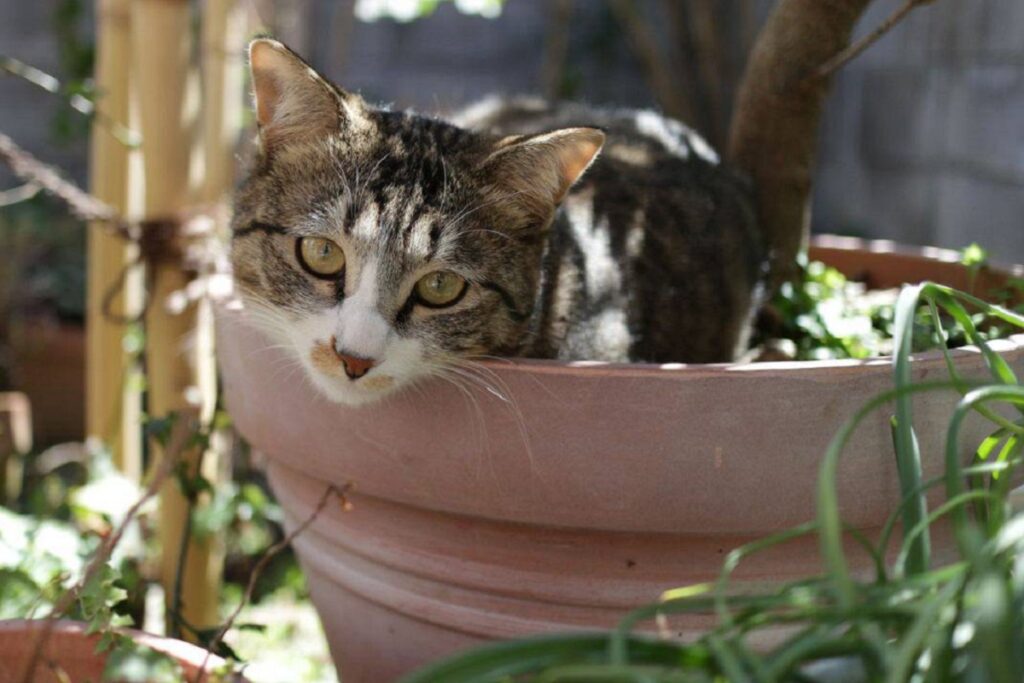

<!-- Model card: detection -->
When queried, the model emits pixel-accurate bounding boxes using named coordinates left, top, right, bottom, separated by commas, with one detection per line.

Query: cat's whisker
left=428, top=366, right=492, bottom=476
left=355, top=151, right=393, bottom=203
left=446, top=358, right=538, bottom=480
left=233, top=47, right=756, bottom=421
left=444, top=189, right=531, bottom=234
left=463, top=228, right=516, bottom=243
left=470, top=354, right=518, bottom=366
left=438, top=156, right=452, bottom=214
left=447, top=360, right=512, bottom=403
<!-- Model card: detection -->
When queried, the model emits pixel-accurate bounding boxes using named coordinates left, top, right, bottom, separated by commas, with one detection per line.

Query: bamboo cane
left=131, top=0, right=221, bottom=637
left=202, top=0, right=246, bottom=204
left=86, top=0, right=142, bottom=480
left=198, top=0, right=246, bottom=545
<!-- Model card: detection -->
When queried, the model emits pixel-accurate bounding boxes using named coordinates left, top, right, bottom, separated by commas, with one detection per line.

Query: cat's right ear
left=248, top=39, right=364, bottom=151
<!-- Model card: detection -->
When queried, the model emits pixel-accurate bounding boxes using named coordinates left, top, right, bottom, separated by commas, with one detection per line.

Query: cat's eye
left=296, top=237, right=346, bottom=278
left=414, top=270, right=468, bottom=308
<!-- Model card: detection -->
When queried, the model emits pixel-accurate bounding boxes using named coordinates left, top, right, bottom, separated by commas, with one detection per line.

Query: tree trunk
left=728, top=0, right=873, bottom=287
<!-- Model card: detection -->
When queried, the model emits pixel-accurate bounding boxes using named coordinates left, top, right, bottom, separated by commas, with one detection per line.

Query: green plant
left=0, top=410, right=329, bottom=680
left=0, top=194, right=86, bottom=321
left=402, top=283, right=1024, bottom=682
left=0, top=442, right=187, bottom=681
left=756, top=245, right=1023, bottom=362
left=50, top=0, right=97, bottom=145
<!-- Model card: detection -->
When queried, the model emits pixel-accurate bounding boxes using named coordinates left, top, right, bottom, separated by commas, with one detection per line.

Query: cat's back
left=455, top=96, right=722, bottom=172
left=456, top=97, right=766, bottom=363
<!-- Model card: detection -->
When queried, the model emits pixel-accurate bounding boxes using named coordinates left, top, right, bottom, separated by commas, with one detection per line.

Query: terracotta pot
left=8, top=318, right=86, bottom=447
left=217, top=237, right=1024, bottom=683
left=0, top=619, right=230, bottom=682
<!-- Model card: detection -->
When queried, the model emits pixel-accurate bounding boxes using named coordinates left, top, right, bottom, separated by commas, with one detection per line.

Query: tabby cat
left=231, top=39, right=764, bottom=405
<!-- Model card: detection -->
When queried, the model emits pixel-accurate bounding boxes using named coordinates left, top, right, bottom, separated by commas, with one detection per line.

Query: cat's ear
left=248, top=38, right=364, bottom=150
left=482, top=128, right=605, bottom=214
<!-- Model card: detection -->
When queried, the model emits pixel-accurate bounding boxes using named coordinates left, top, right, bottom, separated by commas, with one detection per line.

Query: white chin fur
left=237, top=293, right=426, bottom=406
left=299, top=335, right=427, bottom=406
left=307, top=375, right=393, bottom=405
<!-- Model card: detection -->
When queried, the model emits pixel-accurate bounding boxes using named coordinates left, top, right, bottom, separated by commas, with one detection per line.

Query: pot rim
left=0, top=619, right=228, bottom=673
left=464, top=235, right=1024, bottom=378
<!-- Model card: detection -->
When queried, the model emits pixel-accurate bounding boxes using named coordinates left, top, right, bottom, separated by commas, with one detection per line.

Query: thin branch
left=18, top=412, right=197, bottom=683
left=0, top=131, right=132, bottom=238
left=1, top=56, right=141, bottom=148
left=814, top=0, right=937, bottom=80
left=608, top=0, right=696, bottom=124
left=687, top=0, right=726, bottom=147
left=739, top=0, right=758, bottom=56
left=0, top=182, right=40, bottom=207
left=541, top=0, right=574, bottom=100
left=168, top=454, right=201, bottom=640
left=193, top=483, right=352, bottom=683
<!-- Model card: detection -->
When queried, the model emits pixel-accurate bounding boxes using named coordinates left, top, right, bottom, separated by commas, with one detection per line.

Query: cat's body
left=231, top=40, right=765, bottom=404
left=454, top=97, right=763, bottom=363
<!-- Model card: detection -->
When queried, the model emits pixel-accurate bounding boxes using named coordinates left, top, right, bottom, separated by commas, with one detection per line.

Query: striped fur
left=232, top=40, right=765, bottom=404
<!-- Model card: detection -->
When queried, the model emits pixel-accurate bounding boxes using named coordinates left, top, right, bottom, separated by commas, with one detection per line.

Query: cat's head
left=231, top=39, right=603, bottom=405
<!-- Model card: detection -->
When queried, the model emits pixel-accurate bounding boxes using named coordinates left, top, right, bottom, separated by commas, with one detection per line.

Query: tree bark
left=727, top=0, right=873, bottom=288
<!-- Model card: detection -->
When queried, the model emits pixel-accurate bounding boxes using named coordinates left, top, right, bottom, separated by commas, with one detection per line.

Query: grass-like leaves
left=402, top=282, right=1024, bottom=683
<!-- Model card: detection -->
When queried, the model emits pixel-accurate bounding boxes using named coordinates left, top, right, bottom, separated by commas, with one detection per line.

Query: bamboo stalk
left=86, top=0, right=142, bottom=480
left=132, top=0, right=220, bottom=636
left=202, top=0, right=246, bottom=204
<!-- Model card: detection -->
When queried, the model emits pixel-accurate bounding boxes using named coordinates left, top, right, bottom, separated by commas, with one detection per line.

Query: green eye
left=296, top=237, right=346, bottom=277
left=415, top=270, right=468, bottom=308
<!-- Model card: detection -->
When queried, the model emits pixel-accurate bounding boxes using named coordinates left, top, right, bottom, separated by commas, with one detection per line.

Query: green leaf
left=960, top=243, right=989, bottom=268
left=891, top=285, right=931, bottom=576
left=976, top=429, right=1006, bottom=461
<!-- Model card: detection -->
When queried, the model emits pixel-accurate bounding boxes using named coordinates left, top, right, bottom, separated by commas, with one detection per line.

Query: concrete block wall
left=0, top=1, right=90, bottom=188
left=1, top=0, right=1020, bottom=261
left=813, top=0, right=1024, bottom=262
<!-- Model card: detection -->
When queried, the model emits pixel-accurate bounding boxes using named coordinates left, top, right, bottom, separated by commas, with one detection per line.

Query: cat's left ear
left=483, top=128, right=605, bottom=214
left=248, top=38, right=365, bottom=150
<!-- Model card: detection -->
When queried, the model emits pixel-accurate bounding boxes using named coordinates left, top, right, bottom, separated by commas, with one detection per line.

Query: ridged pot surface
left=218, top=238, right=1024, bottom=682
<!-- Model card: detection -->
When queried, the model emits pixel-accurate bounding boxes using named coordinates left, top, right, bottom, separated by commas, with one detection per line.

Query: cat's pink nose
left=334, top=347, right=377, bottom=380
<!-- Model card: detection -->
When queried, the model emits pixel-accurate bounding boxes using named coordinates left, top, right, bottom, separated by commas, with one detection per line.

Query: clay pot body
left=218, top=237, right=1024, bottom=683
left=0, top=620, right=229, bottom=682
left=8, top=318, right=85, bottom=446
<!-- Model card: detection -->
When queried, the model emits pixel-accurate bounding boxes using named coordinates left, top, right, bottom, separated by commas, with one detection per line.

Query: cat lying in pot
left=231, top=39, right=765, bottom=405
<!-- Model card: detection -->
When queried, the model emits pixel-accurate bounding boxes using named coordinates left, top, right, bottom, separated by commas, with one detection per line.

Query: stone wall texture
left=1, top=0, right=1021, bottom=261
left=813, top=0, right=1024, bottom=262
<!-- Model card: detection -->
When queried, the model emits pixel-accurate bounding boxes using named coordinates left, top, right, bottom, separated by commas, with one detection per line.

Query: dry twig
left=0, top=182, right=40, bottom=208
left=1, top=56, right=141, bottom=148
left=193, top=483, right=352, bottom=682
left=0, top=131, right=133, bottom=238
left=0, top=129, right=229, bottom=287
left=541, top=0, right=574, bottom=100
left=815, top=0, right=937, bottom=80
left=608, top=0, right=696, bottom=125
